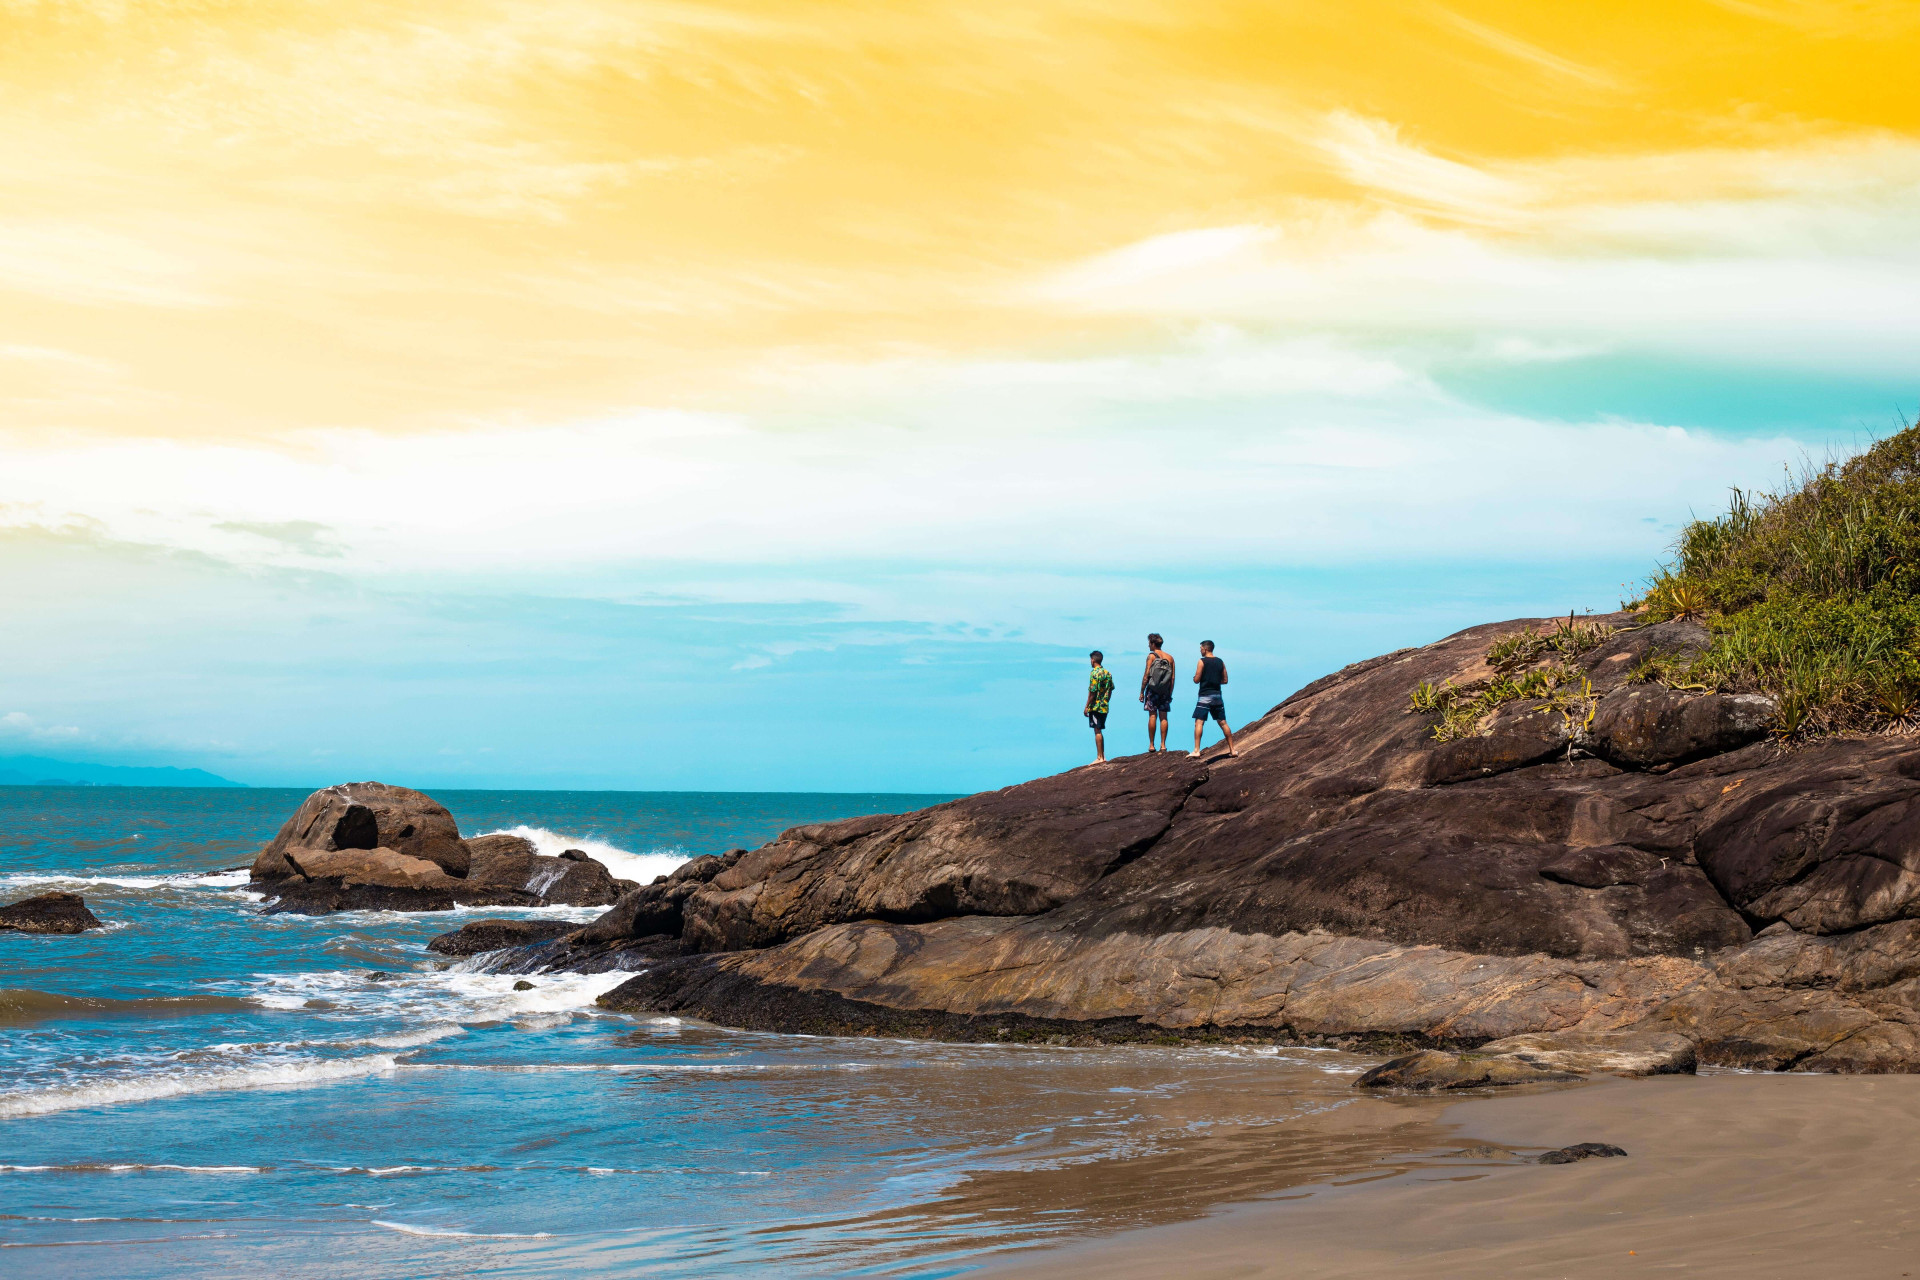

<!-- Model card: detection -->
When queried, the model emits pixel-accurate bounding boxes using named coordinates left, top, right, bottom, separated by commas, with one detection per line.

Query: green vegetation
left=1635, top=423, right=1920, bottom=738
left=1409, top=615, right=1612, bottom=743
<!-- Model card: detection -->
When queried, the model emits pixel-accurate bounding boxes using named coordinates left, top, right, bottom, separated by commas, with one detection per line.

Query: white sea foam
left=372, top=1221, right=553, bottom=1238
left=0, top=869, right=250, bottom=892
left=354, top=1023, right=466, bottom=1051
left=0, top=1053, right=398, bottom=1119
left=243, top=967, right=636, bottom=1026
left=476, top=825, right=689, bottom=884
left=0, top=1163, right=268, bottom=1174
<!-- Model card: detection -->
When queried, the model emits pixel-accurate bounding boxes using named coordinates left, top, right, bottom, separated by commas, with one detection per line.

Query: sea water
left=0, top=787, right=1388, bottom=1277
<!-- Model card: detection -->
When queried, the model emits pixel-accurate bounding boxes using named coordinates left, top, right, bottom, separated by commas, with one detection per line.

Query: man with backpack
left=1192, top=640, right=1237, bottom=757
left=1140, top=633, right=1176, bottom=752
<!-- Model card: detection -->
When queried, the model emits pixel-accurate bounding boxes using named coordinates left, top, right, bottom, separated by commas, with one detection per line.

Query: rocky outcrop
left=247, top=783, right=627, bottom=914
left=482, top=611, right=1920, bottom=1072
left=0, top=891, right=104, bottom=933
left=427, top=918, right=583, bottom=957
left=465, top=834, right=634, bottom=907
left=254, top=781, right=470, bottom=878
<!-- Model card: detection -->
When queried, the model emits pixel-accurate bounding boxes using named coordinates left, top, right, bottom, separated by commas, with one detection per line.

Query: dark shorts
left=1194, top=694, right=1226, bottom=722
left=1143, top=690, right=1172, bottom=715
left=1087, top=709, right=1109, bottom=732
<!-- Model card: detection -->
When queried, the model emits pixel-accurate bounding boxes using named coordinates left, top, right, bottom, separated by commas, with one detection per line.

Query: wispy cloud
left=1431, top=7, right=1623, bottom=89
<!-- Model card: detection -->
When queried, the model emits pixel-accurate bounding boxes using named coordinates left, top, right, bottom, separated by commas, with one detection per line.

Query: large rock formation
left=247, top=783, right=635, bottom=914
left=483, top=613, right=1920, bottom=1072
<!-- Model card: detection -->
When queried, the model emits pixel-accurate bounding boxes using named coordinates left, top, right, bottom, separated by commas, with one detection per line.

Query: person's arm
left=1192, top=660, right=1205, bottom=684
left=1085, top=673, right=1094, bottom=713
left=1218, top=662, right=1229, bottom=686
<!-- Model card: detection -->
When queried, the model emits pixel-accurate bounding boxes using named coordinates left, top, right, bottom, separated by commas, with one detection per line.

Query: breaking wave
left=474, top=826, right=689, bottom=884
left=0, top=1052, right=399, bottom=1119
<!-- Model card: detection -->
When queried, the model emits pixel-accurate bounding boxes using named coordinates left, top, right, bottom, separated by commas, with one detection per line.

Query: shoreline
left=975, top=1073, right=1920, bottom=1279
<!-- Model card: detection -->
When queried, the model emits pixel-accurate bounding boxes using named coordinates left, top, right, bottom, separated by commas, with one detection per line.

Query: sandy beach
left=980, top=1073, right=1920, bottom=1279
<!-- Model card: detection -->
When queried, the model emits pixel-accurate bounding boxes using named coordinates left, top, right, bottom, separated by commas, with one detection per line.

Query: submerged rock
left=248, top=782, right=626, bottom=915
left=0, top=891, right=104, bottom=934
left=1352, top=1049, right=1581, bottom=1091
left=1537, top=1143, right=1628, bottom=1165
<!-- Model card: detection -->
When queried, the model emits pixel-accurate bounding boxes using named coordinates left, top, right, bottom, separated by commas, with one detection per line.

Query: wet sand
left=979, top=1073, right=1920, bottom=1279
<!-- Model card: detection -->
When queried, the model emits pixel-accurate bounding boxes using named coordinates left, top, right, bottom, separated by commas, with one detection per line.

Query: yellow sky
left=3, top=0, right=1918, bottom=439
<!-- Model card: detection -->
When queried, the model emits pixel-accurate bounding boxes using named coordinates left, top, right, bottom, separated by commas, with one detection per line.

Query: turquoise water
left=0, top=787, right=1373, bottom=1277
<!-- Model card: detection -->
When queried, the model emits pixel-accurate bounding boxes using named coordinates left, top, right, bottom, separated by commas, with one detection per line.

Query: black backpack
left=1145, top=655, right=1174, bottom=694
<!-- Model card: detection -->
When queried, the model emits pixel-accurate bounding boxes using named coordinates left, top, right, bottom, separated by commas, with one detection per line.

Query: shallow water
left=0, top=787, right=1402, bottom=1276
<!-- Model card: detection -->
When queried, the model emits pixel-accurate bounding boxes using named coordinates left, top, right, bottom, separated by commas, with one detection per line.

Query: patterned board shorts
left=1143, top=690, right=1172, bottom=715
left=1193, top=693, right=1226, bottom=722
left=1087, top=709, right=1109, bottom=731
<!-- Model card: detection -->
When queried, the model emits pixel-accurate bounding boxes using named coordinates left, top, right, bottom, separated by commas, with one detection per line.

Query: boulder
left=253, top=782, right=469, bottom=878
left=1588, top=688, right=1774, bottom=769
left=282, top=846, right=459, bottom=891
left=427, top=918, right=582, bottom=957
left=463, top=833, right=624, bottom=907
left=0, top=891, right=104, bottom=933
left=1352, top=1049, right=1582, bottom=1091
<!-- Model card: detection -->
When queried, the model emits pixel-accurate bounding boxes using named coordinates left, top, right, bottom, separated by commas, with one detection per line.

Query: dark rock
left=467, top=833, right=539, bottom=864
left=513, top=980, right=535, bottom=991
left=1353, top=1049, right=1583, bottom=1091
left=1537, top=1142, right=1628, bottom=1165
left=426, top=918, right=581, bottom=956
left=1589, top=688, right=1774, bottom=769
left=253, top=782, right=470, bottom=878
left=0, top=891, right=105, bottom=934
left=463, top=835, right=623, bottom=907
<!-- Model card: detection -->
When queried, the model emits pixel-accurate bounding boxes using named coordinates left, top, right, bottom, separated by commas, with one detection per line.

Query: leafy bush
left=1632, top=423, right=1920, bottom=737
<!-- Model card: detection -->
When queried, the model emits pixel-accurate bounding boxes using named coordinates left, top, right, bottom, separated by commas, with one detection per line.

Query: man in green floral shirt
left=1085, top=650, right=1114, bottom=765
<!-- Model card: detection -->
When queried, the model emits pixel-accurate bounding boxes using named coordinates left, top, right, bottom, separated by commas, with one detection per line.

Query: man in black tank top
left=1191, top=640, right=1236, bottom=757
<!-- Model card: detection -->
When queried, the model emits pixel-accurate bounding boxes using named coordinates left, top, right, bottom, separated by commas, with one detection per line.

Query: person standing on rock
left=1085, top=650, right=1114, bottom=765
left=1192, top=640, right=1236, bottom=757
left=1140, top=633, right=1176, bottom=752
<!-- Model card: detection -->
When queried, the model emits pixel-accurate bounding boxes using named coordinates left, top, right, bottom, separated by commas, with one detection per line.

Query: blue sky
left=4, top=2, right=1918, bottom=791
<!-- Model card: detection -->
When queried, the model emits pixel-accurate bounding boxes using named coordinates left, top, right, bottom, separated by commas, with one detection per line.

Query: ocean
left=0, top=787, right=1390, bottom=1277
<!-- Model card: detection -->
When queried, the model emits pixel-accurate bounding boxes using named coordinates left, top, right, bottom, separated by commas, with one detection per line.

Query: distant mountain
left=0, top=755, right=247, bottom=788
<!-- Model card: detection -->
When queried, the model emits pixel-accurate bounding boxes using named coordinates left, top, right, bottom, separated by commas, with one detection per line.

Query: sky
left=2, top=0, right=1917, bottom=791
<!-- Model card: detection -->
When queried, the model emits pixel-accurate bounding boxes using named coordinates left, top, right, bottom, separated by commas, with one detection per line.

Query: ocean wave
left=474, top=825, right=688, bottom=884
left=0, top=869, right=250, bottom=893
left=242, top=967, right=636, bottom=1025
left=372, top=1220, right=553, bottom=1238
left=0, top=1053, right=397, bottom=1119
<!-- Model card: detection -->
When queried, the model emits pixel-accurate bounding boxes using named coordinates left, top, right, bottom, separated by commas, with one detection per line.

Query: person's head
left=1090, top=650, right=1104, bottom=666
left=1147, top=633, right=1163, bottom=650
left=1200, top=640, right=1215, bottom=654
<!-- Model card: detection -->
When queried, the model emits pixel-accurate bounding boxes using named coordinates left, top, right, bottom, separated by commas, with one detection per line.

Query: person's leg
left=1146, top=712, right=1158, bottom=752
left=1094, top=728, right=1105, bottom=762
left=1193, top=712, right=1204, bottom=755
left=1219, top=719, right=1236, bottom=757
left=1156, top=713, right=1168, bottom=752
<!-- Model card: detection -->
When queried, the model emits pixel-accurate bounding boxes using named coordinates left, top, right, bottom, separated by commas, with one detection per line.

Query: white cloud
left=0, top=710, right=84, bottom=744
left=1032, top=127, right=1920, bottom=378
